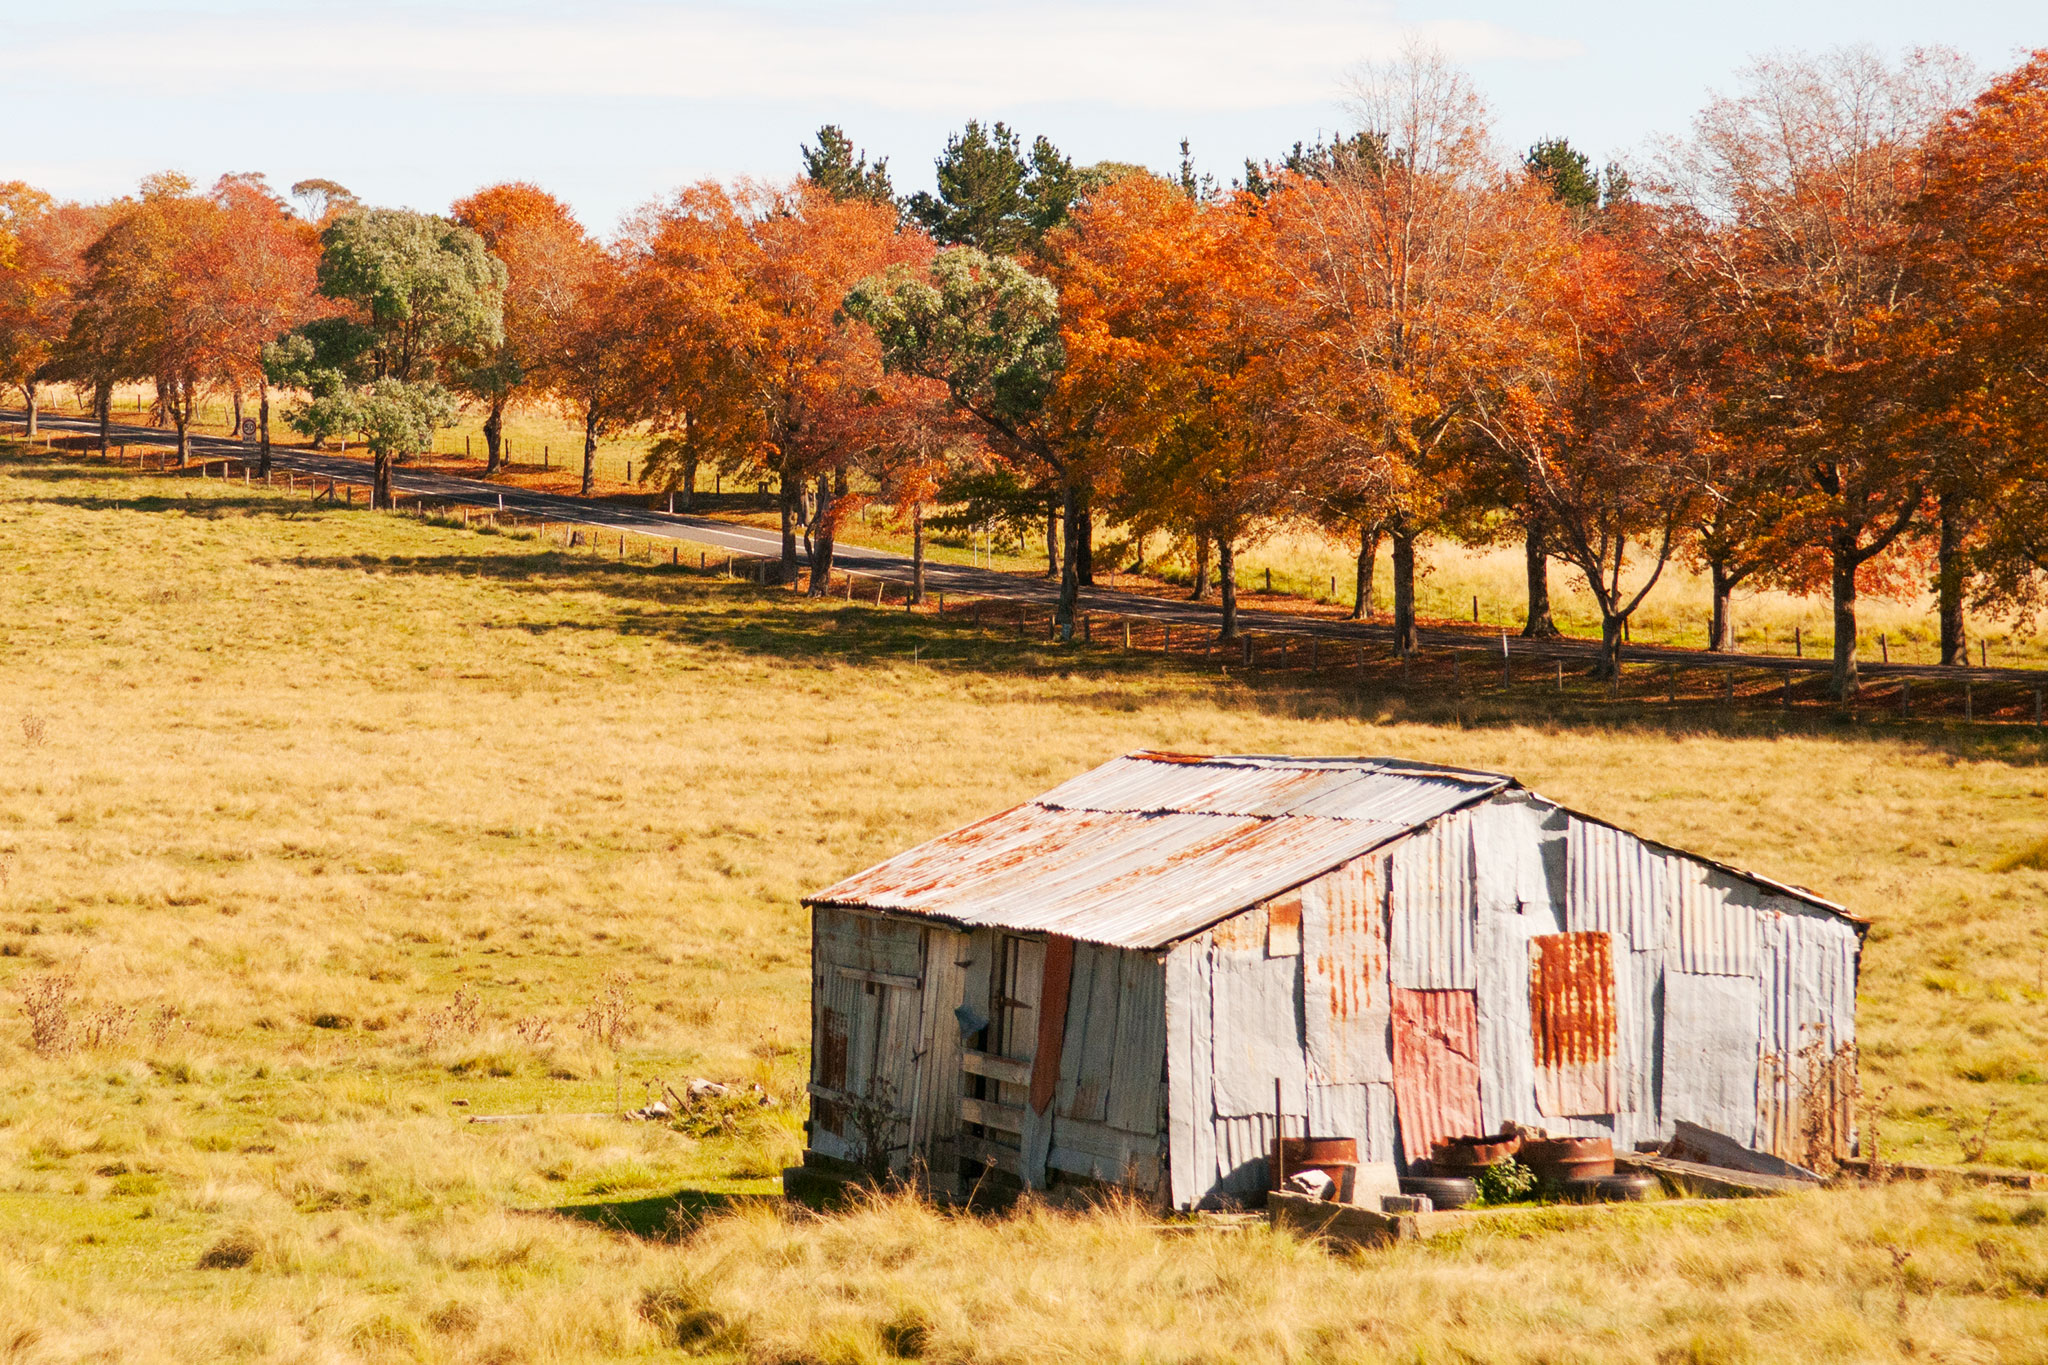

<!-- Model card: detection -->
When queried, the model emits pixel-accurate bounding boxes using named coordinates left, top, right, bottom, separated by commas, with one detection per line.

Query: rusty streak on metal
left=1530, top=931, right=1618, bottom=1117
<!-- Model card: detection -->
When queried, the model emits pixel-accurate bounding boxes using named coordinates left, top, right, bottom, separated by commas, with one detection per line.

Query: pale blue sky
left=2, top=1, right=2039, bottom=232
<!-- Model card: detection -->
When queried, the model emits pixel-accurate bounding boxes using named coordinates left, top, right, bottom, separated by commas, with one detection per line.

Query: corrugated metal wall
left=1390, top=987, right=1484, bottom=1164
left=1756, top=903, right=1860, bottom=1161
left=1390, top=811, right=1476, bottom=988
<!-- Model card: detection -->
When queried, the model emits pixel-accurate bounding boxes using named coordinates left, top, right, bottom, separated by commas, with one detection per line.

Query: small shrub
left=880, top=1305, right=933, bottom=1358
left=195, top=1233, right=258, bottom=1269
left=1994, top=836, right=2048, bottom=873
left=310, top=1013, right=352, bottom=1031
left=639, top=1280, right=732, bottom=1350
left=1472, top=1157, right=1538, bottom=1206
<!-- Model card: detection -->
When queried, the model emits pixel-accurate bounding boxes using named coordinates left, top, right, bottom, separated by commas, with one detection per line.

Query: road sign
left=240, top=418, right=257, bottom=439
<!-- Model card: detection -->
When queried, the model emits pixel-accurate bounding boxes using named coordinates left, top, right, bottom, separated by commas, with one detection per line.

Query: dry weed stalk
left=580, top=972, right=633, bottom=1052
left=18, top=714, right=45, bottom=748
left=21, top=973, right=74, bottom=1054
left=512, top=1014, right=555, bottom=1047
left=420, top=988, right=483, bottom=1048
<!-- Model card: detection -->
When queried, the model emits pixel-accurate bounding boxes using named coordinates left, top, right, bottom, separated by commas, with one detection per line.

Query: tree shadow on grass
left=272, top=548, right=2048, bottom=768
left=546, top=1187, right=755, bottom=1241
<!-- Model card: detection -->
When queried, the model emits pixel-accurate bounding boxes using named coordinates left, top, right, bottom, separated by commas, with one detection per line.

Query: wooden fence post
left=1900, top=679, right=1910, bottom=718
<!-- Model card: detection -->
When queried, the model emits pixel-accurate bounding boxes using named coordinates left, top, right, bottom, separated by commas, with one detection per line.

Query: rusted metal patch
left=1029, top=935, right=1074, bottom=1115
left=1530, top=931, right=1618, bottom=1117
left=1390, top=988, right=1483, bottom=1164
left=1304, top=857, right=1391, bottom=1085
left=1266, top=895, right=1302, bottom=957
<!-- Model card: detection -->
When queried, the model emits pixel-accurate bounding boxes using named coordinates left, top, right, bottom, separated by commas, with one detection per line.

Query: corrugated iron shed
left=805, top=753, right=1512, bottom=950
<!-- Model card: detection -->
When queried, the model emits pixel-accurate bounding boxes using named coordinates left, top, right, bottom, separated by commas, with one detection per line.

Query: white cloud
left=19, top=1, right=1581, bottom=112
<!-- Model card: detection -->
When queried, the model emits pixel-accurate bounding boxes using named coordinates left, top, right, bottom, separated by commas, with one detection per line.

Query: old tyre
left=1596, top=1173, right=1659, bottom=1202
left=1399, top=1175, right=1476, bottom=1210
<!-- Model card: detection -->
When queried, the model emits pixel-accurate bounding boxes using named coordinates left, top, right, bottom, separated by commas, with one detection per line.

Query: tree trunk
left=1076, top=499, right=1095, bottom=585
left=374, top=450, right=393, bottom=508
left=1192, top=534, right=1211, bottom=601
left=1351, top=522, right=1381, bottom=621
left=911, top=503, right=926, bottom=604
left=1522, top=514, right=1559, bottom=638
left=96, top=383, right=111, bottom=456
left=777, top=465, right=801, bottom=585
left=171, top=392, right=190, bottom=466
left=579, top=407, right=597, bottom=497
left=808, top=469, right=836, bottom=596
left=483, top=399, right=504, bottom=475
left=231, top=386, right=243, bottom=437
left=1055, top=481, right=1080, bottom=639
left=1830, top=536, right=1860, bottom=701
left=258, top=380, right=272, bottom=476
left=681, top=455, right=698, bottom=512
left=23, top=384, right=37, bottom=439
left=1707, top=559, right=1736, bottom=653
left=1597, top=612, right=1624, bottom=679
left=1936, top=493, right=1967, bottom=667
left=1218, top=538, right=1239, bottom=640
left=1044, top=494, right=1060, bottom=579
left=1389, top=516, right=1418, bottom=655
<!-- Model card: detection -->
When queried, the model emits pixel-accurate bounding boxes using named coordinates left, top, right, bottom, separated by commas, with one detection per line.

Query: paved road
left=11, top=409, right=2045, bottom=690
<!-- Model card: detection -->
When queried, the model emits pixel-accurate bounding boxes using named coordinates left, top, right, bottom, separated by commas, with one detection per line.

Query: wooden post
left=1965, top=683, right=1973, bottom=722
left=1501, top=632, right=1510, bottom=684
left=1556, top=660, right=1564, bottom=692
left=1123, top=620, right=1131, bottom=652
left=1794, top=626, right=1802, bottom=658
left=1472, top=595, right=1479, bottom=623
left=1273, top=1076, right=1287, bottom=1191
left=875, top=581, right=883, bottom=607
left=1724, top=668, right=1735, bottom=703
left=1880, top=634, right=1889, bottom=663
left=1981, top=641, right=1989, bottom=667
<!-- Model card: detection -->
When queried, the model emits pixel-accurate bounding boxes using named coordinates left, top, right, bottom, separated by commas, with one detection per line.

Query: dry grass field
left=2, top=443, right=2046, bottom=1363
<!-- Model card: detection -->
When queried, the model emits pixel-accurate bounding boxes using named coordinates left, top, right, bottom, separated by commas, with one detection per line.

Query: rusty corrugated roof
left=804, top=753, right=1509, bottom=950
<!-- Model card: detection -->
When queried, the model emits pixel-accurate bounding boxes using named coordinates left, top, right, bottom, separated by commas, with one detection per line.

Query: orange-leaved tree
left=192, top=174, right=322, bottom=472
left=450, top=182, right=593, bottom=475
left=1265, top=49, right=1511, bottom=655
left=1905, top=50, right=2048, bottom=660
left=0, top=184, right=101, bottom=439
left=632, top=180, right=927, bottom=587
left=1057, top=172, right=1303, bottom=640
left=1656, top=47, right=1974, bottom=697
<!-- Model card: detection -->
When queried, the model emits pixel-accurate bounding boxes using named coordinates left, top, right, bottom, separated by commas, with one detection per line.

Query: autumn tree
left=1060, top=174, right=1302, bottom=638
left=190, top=174, right=322, bottom=473
left=63, top=175, right=224, bottom=462
left=268, top=208, right=505, bottom=505
left=0, top=185, right=98, bottom=439
left=1466, top=205, right=1707, bottom=675
left=1657, top=47, right=1973, bottom=697
left=1905, top=51, right=2048, bottom=661
left=539, top=242, right=649, bottom=498
left=450, top=182, right=593, bottom=474
left=630, top=181, right=924, bottom=588
left=1266, top=50, right=1509, bottom=655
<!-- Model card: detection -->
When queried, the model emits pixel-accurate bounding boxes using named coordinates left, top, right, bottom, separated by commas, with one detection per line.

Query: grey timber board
left=1107, top=952, right=1167, bottom=1137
